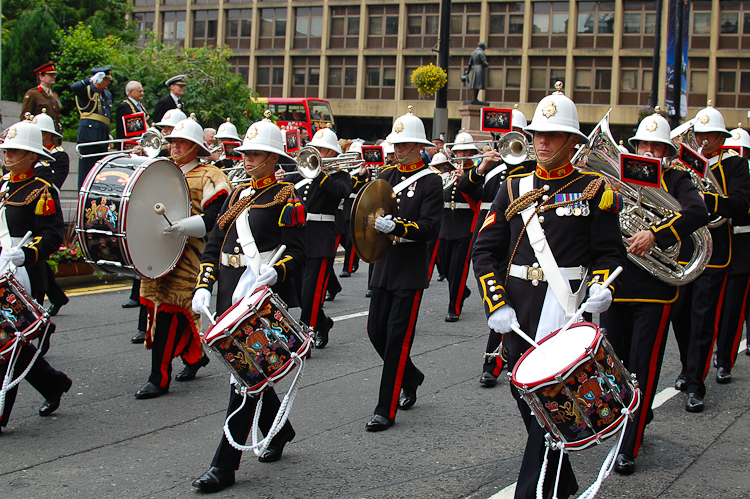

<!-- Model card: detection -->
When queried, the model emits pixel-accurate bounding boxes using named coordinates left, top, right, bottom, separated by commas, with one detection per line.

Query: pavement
left=1, top=263, right=750, bottom=499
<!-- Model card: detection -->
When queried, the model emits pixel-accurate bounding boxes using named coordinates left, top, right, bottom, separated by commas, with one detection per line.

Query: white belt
left=307, top=213, right=336, bottom=222
left=444, top=202, right=472, bottom=210
left=509, top=264, right=586, bottom=285
left=734, top=225, right=750, bottom=234
left=337, top=199, right=345, bottom=210
left=221, top=249, right=275, bottom=268
left=480, top=202, right=492, bottom=211
left=349, top=192, right=357, bottom=199
left=394, top=237, right=417, bottom=243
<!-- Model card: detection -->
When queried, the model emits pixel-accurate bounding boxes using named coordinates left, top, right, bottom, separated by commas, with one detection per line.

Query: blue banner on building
left=665, top=0, right=690, bottom=119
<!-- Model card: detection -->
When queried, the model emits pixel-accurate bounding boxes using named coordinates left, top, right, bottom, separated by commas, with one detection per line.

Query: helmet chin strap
left=397, top=143, right=419, bottom=164
left=537, top=134, right=577, bottom=167
left=173, top=143, right=198, bottom=163
left=245, top=153, right=275, bottom=176
left=3, top=150, right=32, bottom=168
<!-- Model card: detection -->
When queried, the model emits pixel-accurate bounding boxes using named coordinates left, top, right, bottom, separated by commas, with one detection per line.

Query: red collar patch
left=535, top=163, right=575, bottom=180
left=10, top=170, right=34, bottom=183
left=252, top=173, right=276, bottom=189
left=398, top=160, right=425, bottom=173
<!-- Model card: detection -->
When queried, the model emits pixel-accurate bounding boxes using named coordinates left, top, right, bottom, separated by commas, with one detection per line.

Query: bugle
left=75, top=127, right=164, bottom=159
left=295, top=146, right=364, bottom=179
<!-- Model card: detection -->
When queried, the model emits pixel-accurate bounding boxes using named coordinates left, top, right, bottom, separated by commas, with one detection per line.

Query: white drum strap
left=0, top=181, right=12, bottom=250
left=484, top=163, right=507, bottom=184
left=235, top=187, right=263, bottom=277
left=392, top=167, right=434, bottom=195
left=295, top=178, right=312, bottom=190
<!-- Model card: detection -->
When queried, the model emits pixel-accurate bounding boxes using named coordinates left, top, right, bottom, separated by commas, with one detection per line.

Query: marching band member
left=191, top=117, right=306, bottom=493
left=671, top=103, right=750, bottom=412
left=135, top=115, right=231, bottom=399
left=324, top=137, right=354, bottom=301
left=339, top=141, right=367, bottom=279
left=365, top=107, right=442, bottom=431
left=714, top=124, right=750, bottom=383
left=213, top=118, right=243, bottom=169
left=438, top=130, right=480, bottom=322
left=71, top=67, right=113, bottom=189
left=285, top=126, right=352, bottom=348
left=426, top=152, right=450, bottom=285
left=0, top=120, right=71, bottom=431
left=601, top=111, right=707, bottom=475
left=471, top=84, right=626, bottom=498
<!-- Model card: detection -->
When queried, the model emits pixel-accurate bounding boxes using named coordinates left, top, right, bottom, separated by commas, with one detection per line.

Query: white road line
left=487, top=338, right=748, bottom=499
left=331, top=310, right=369, bottom=321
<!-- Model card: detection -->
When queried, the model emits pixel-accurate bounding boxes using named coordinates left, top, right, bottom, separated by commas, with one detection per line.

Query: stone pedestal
left=457, top=104, right=492, bottom=142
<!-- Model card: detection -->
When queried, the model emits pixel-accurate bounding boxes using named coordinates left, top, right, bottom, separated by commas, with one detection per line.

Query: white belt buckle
left=527, top=263, right=544, bottom=286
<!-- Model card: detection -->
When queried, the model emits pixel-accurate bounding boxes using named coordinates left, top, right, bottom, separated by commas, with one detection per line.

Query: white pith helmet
left=0, top=119, right=54, bottom=161
left=234, top=110, right=294, bottom=162
left=429, top=152, right=450, bottom=167
left=451, top=129, right=479, bottom=152
left=511, top=104, right=528, bottom=130
left=725, top=123, right=750, bottom=149
left=385, top=106, right=435, bottom=146
left=32, top=109, right=61, bottom=138
left=215, top=118, right=241, bottom=141
left=524, top=82, right=587, bottom=140
left=382, top=141, right=395, bottom=155
left=693, top=101, right=731, bottom=137
left=628, top=107, right=677, bottom=155
left=309, top=127, right=342, bottom=154
left=347, top=141, right=363, bottom=157
left=163, top=113, right=212, bottom=157
left=155, top=107, right=188, bottom=129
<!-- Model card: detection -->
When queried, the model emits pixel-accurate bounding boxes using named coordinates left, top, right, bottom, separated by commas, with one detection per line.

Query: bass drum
left=76, top=154, right=191, bottom=279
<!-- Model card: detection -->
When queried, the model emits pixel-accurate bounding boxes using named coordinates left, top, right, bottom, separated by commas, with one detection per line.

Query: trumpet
left=295, top=146, right=364, bottom=179
left=497, top=131, right=536, bottom=165
left=76, top=128, right=164, bottom=159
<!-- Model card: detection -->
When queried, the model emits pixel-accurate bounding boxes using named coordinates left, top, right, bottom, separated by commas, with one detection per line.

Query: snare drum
left=203, top=286, right=312, bottom=396
left=0, top=272, right=49, bottom=363
left=76, top=155, right=191, bottom=279
left=511, top=322, right=640, bottom=451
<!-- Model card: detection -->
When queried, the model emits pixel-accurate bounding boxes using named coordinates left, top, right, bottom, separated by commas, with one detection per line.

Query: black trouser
left=671, top=270, right=728, bottom=398
left=77, top=145, right=107, bottom=189
left=211, top=386, right=295, bottom=470
left=44, top=262, right=67, bottom=305
left=130, top=279, right=147, bottom=331
left=299, top=257, right=332, bottom=332
left=602, top=301, right=671, bottom=458
left=483, top=330, right=504, bottom=376
left=427, top=234, right=441, bottom=280
left=437, top=237, right=472, bottom=315
left=148, top=311, right=192, bottom=389
left=342, top=229, right=359, bottom=273
left=716, top=273, right=750, bottom=370
left=367, top=287, right=424, bottom=420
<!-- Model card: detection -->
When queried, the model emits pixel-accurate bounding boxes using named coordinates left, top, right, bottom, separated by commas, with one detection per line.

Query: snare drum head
left=513, top=323, right=598, bottom=386
left=122, top=158, right=191, bottom=279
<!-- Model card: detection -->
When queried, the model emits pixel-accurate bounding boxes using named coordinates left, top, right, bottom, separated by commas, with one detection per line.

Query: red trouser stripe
left=347, top=244, right=358, bottom=273
left=704, top=273, right=729, bottom=380
left=453, top=241, right=473, bottom=315
left=309, top=257, right=329, bottom=331
left=730, top=277, right=750, bottom=368
left=428, top=239, right=440, bottom=280
left=158, top=314, right=180, bottom=388
left=389, top=290, right=423, bottom=418
left=633, top=304, right=671, bottom=457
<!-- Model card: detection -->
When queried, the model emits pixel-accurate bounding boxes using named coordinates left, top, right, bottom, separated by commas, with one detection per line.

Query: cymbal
left=350, top=179, right=397, bottom=263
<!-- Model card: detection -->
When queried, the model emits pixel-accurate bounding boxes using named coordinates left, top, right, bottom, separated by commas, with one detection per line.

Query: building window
left=577, top=2, right=615, bottom=49
left=531, top=2, right=569, bottom=49
left=230, top=56, right=250, bottom=84
left=226, top=9, right=252, bottom=50
left=406, top=4, right=439, bottom=49
left=488, top=2, right=525, bottom=49
left=690, top=1, right=712, bottom=49
left=367, top=5, right=399, bottom=49
left=134, top=0, right=155, bottom=7
left=259, top=8, right=287, bottom=50
left=327, top=56, right=358, bottom=99
left=365, top=56, right=397, bottom=100
left=256, top=56, right=285, bottom=97
left=687, top=58, right=709, bottom=108
left=134, top=12, right=155, bottom=48
left=193, top=0, right=218, bottom=4
left=451, top=3, right=481, bottom=49
left=485, top=56, right=522, bottom=103
left=528, top=56, right=566, bottom=103
left=404, top=56, right=438, bottom=101
left=718, top=2, right=750, bottom=50
left=330, top=6, right=360, bottom=49
left=716, top=58, right=750, bottom=108
left=291, top=56, right=321, bottom=97
left=619, top=57, right=653, bottom=106
left=162, top=11, right=186, bottom=48
left=573, top=57, right=612, bottom=105
left=162, top=0, right=186, bottom=6
left=193, top=10, right=218, bottom=47
left=622, top=1, right=657, bottom=50
left=294, top=7, right=323, bottom=49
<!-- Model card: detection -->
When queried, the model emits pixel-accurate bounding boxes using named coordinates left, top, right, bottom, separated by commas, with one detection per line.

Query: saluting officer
left=365, top=107, right=443, bottom=431
left=191, top=117, right=306, bottom=494
left=601, top=111, right=708, bottom=475
left=21, top=63, right=63, bottom=141
left=153, top=75, right=188, bottom=124
left=471, top=83, right=626, bottom=499
left=71, top=67, right=113, bottom=188
left=671, top=102, right=750, bottom=413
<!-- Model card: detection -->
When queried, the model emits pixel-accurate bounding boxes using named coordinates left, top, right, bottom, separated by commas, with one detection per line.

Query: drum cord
left=0, top=322, right=50, bottom=416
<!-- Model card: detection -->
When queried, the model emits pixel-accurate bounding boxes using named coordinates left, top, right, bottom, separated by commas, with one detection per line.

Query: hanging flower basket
left=411, top=64, right=448, bottom=99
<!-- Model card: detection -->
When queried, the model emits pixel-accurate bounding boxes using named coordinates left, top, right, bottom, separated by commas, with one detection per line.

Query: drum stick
left=510, top=324, right=542, bottom=350
left=244, top=244, right=287, bottom=299
left=202, top=305, right=216, bottom=326
left=557, top=265, right=623, bottom=337
left=153, top=203, right=173, bottom=226
left=0, top=231, right=33, bottom=274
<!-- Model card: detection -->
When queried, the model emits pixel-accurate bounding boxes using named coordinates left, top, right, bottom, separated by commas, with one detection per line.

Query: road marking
left=487, top=338, right=749, bottom=499
left=66, top=283, right=131, bottom=297
left=331, top=310, right=368, bottom=321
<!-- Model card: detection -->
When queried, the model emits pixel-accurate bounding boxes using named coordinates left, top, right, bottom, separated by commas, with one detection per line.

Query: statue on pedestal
left=465, top=42, right=489, bottom=106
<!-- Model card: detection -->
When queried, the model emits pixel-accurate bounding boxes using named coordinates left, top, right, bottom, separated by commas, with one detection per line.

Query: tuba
left=572, top=111, right=712, bottom=285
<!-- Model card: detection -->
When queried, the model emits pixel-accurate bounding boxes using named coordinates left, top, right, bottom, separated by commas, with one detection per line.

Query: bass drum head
left=121, top=158, right=191, bottom=279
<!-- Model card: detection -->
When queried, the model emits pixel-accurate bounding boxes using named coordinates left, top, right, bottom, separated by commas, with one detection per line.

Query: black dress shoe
left=192, top=467, right=235, bottom=493
left=365, top=414, right=394, bottom=432
left=339, top=271, right=351, bottom=278
left=716, top=367, right=732, bottom=384
left=674, top=373, right=687, bottom=391
left=437, top=274, right=445, bottom=282
left=314, top=317, right=333, bottom=349
left=325, top=290, right=337, bottom=302
left=258, top=429, right=296, bottom=463
left=479, top=372, right=498, bottom=387
left=135, top=382, right=168, bottom=399
left=48, top=296, right=69, bottom=317
left=39, top=374, right=72, bottom=417
left=398, top=371, right=425, bottom=410
left=614, top=453, right=635, bottom=475
left=121, top=298, right=140, bottom=308
left=176, top=355, right=210, bottom=382
left=445, top=312, right=460, bottom=322
left=685, top=393, right=704, bottom=413
left=131, top=330, right=147, bottom=344
left=365, top=289, right=372, bottom=298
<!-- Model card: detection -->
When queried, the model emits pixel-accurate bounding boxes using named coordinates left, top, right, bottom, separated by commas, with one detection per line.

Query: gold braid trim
left=4, top=185, right=47, bottom=206
left=505, top=188, right=547, bottom=221
left=217, top=183, right=294, bottom=230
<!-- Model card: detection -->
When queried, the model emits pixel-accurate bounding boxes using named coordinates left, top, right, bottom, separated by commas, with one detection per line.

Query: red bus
left=254, top=98, right=336, bottom=140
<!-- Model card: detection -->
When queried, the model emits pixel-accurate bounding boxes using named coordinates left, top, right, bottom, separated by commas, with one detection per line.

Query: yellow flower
left=411, top=64, right=448, bottom=98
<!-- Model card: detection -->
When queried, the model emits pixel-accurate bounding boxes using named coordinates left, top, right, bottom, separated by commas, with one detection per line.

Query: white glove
left=192, top=288, right=211, bottom=315
left=487, top=304, right=519, bottom=334
left=91, top=72, right=107, bottom=84
left=256, top=264, right=278, bottom=288
left=374, top=214, right=396, bottom=234
left=585, top=283, right=613, bottom=313
left=4, top=248, right=24, bottom=266
left=163, top=221, right=185, bottom=238
left=232, top=266, right=257, bottom=305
